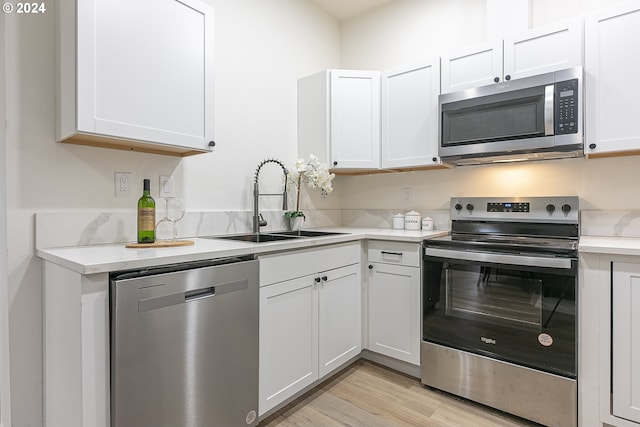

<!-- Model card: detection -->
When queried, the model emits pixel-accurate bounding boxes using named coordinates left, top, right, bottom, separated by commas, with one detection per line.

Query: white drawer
left=259, top=242, right=361, bottom=286
left=367, top=240, right=420, bottom=267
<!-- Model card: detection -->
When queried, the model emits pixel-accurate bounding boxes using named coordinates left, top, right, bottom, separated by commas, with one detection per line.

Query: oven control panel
left=451, top=196, right=579, bottom=223
left=487, top=202, right=530, bottom=213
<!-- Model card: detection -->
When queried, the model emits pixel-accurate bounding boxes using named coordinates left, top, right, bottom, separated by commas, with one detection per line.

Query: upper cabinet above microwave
left=441, top=18, right=584, bottom=94
left=56, top=0, right=215, bottom=157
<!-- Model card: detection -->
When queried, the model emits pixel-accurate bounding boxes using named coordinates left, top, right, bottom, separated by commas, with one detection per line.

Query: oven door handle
left=424, top=247, right=573, bottom=269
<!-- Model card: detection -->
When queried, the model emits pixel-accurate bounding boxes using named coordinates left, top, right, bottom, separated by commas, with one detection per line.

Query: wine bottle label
left=138, top=208, right=155, bottom=230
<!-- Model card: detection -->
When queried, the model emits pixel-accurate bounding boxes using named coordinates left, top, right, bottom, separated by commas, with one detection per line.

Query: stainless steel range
left=421, top=196, right=578, bottom=427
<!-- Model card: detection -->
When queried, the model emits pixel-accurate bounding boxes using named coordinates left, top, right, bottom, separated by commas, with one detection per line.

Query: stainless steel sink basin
left=204, top=230, right=348, bottom=243
left=271, top=230, right=348, bottom=237
left=210, top=233, right=301, bottom=243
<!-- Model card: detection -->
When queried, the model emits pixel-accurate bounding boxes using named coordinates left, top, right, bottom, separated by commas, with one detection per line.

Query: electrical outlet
left=115, top=172, right=133, bottom=198
left=402, top=187, right=413, bottom=201
left=159, top=175, right=174, bottom=198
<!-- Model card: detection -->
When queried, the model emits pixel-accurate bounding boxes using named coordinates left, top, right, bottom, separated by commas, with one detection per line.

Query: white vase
left=289, top=216, right=305, bottom=231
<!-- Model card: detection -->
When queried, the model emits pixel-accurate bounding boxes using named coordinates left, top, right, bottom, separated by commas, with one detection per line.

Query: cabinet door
left=330, top=70, right=381, bottom=169
left=585, top=2, right=640, bottom=158
left=503, top=18, right=583, bottom=81
left=612, top=262, right=640, bottom=423
left=441, top=41, right=503, bottom=93
left=71, top=0, right=214, bottom=152
left=368, top=262, right=420, bottom=365
left=381, top=60, right=442, bottom=169
left=318, top=263, right=361, bottom=378
left=259, top=275, right=318, bottom=416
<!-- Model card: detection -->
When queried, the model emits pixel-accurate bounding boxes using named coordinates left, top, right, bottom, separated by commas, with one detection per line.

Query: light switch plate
left=159, top=175, right=174, bottom=198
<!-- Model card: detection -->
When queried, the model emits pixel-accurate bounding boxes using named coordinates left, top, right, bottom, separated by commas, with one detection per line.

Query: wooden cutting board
left=125, top=240, right=195, bottom=248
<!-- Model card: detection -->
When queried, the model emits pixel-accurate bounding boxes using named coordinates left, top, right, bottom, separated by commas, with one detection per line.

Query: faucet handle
left=258, top=213, right=268, bottom=227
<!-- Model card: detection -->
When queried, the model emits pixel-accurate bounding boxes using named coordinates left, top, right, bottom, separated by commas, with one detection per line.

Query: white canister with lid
left=392, top=213, right=405, bottom=229
left=422, top=217, right=434, bottom=231
left=404, top=210, right=422, bottom=230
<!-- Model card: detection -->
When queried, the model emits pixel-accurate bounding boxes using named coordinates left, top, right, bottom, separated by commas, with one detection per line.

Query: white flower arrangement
left=285, top=154, right=335, bottom=219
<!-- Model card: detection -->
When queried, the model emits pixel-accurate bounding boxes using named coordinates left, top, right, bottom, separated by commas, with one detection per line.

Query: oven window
left=423, top=259, right=576, bottom=377
left=446, top=265, right=543, bottom=328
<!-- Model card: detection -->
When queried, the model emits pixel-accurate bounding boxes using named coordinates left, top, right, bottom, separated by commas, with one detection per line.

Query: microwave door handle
left=544, top=84, right=554, bottom=136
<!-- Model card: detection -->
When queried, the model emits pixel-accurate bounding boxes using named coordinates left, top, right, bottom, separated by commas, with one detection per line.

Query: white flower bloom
left=286, top=154, right=335, bottom=214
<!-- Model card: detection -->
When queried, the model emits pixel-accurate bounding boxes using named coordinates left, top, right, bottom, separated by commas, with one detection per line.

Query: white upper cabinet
left=441, top=41, right=503, bottom=94
left=441, top=18, right=583, bottom=93
left=381, top=59, right=443, bottom=169
left=298, top=70, right=381, bottom=171
left=503, top=18, right=584, bottom=81
left=585, top=1, right=640, bottom=158
left=57, top=0, right=215, bottom=156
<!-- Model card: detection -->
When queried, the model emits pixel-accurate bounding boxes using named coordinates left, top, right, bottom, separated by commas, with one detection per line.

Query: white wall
left=0, top=11, right=11, bottom=427
left=4, top=1, right=339, bottom=425
left=337, top=0, right=639, bottom=212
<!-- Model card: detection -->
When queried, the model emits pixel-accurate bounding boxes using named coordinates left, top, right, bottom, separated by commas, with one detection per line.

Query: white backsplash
left=581, top=210, right=640, bottom=238
left=35, top=208, right=451, bottom=249
left=341, top=209, right=450, bottom=230
left=35, top=209, right=342, bottom=249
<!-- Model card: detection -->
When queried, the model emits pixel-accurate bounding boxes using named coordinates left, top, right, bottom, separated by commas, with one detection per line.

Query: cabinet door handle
left=368, top=264, right=373, bottom=270
left=494, top=76, right=500, bottom=83
left=315, top=277, right=321, bottom=283
left=381, top=251, right=402, bottom=256
left=321, top=275, right=328, bottom=282
left=505, top=74, right=511, bottom=81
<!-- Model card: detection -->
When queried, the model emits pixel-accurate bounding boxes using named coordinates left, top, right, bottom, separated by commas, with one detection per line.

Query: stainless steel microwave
left=438, top=67, right=583, bottom=165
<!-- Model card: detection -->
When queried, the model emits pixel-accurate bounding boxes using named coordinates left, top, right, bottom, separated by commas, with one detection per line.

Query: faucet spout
left=253, top=159, right=289, bottom=233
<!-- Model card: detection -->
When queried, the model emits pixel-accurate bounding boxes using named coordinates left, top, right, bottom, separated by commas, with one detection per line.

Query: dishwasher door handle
left=185, top=286, right=215, bottom=302
left=138, top=279, right=249, bottom=312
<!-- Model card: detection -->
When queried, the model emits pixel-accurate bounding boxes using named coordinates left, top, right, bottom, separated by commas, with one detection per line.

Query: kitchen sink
left=271, top=230, right=348, bottom=237
left=210, top=233, right=301, bottom=243
left=204, top=230, right=348, bottom=243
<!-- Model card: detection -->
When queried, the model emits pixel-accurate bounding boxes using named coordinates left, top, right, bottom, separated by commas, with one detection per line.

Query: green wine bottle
left=137, top=179, right=156, bottom=244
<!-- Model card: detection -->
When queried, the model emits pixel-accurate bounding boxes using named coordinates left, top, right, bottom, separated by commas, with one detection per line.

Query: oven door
left=423, top=246, right=577, bottom=378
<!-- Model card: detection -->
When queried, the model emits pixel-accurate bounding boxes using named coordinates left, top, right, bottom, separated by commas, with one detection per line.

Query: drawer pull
left=381, top=251, right=402, bottom=256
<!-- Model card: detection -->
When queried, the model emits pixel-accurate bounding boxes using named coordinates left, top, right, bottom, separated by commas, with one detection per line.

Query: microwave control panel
left=555, top=79, right=579, bottom=135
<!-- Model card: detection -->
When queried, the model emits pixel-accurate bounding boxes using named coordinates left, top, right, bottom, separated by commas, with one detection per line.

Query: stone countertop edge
left=578, top=235, right=640, bottom=257
left=37, top=227, right=449, bottom=275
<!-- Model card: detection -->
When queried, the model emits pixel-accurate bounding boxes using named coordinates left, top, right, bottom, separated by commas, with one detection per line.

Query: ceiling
left=309, top=0, right=395, bottom=21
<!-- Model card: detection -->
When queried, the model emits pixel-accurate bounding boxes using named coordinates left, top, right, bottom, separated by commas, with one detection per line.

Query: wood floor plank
left=259, top=360, right=541, bottom=427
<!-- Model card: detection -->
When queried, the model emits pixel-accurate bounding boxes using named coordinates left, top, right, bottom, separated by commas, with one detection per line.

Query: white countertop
left=579, top=235, right=640, bottom=257
left=37, top=227, right=448, bottom=275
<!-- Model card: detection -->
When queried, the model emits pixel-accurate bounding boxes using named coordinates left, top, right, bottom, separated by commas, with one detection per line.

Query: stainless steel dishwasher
left=110, top=255, right=259, bottom=427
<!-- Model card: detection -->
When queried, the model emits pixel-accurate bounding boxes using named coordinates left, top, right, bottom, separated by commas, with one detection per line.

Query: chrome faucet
left=253, top=159, right=288, bottom=233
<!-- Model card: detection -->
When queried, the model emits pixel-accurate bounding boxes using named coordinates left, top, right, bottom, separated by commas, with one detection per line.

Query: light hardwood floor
left=259, top=359, right=541, bottom=427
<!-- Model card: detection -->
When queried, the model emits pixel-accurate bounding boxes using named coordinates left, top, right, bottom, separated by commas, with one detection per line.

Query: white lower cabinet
left=367, top=241, right=421, bottom=366
left=612, top=262, right=640, bottom=424
left=258, top=243, right=362, bottom=416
